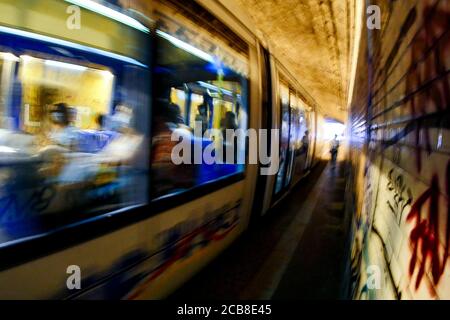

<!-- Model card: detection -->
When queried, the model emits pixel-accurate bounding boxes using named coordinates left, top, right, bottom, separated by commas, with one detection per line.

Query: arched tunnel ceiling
left=235, top=0, right=355, bottom=123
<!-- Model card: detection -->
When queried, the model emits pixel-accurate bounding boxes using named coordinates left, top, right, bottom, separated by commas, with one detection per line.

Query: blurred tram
left=0, top=0, right=326, bottom=299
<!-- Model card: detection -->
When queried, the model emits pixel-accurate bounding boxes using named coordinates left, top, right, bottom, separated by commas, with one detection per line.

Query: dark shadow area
left=168, top=161, right=334, bottom=300
left=273, top=161, right=349, bottom=299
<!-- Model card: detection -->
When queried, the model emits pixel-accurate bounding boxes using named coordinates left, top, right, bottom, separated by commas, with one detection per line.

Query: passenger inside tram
left=195, top=96, right=210, bottom=136
left=151, top=99, right=195, bottom=197
left=48, top=103, right=79, bottom=150
left=221, top=111, right=238, bottom=136
left=0, top=43, right=149, bottom=232
left=151, top=32, right=248, bottom=196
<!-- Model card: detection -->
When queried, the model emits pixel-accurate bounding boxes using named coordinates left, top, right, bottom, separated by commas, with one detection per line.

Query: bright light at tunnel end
left=323, top=120, right=346, bottom=141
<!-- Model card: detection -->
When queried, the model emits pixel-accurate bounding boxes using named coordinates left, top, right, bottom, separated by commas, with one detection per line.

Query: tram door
left=284, top=91, right=298, bottom=188
left=251, top=46, right=273, bottom=220
left=273, top=81, right=292, bottom=199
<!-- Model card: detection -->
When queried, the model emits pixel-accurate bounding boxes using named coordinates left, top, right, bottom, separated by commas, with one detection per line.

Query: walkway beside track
left=169, top=160, right=351, bottom=300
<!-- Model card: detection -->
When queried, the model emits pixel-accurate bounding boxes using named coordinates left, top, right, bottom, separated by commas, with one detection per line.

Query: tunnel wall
left=348, top=0, right=450, bottom=299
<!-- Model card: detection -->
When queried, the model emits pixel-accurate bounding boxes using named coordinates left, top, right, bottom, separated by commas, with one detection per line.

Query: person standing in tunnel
left=330, top=134, right=340, bottom=163
left=151, top=100, right=195, bottom=197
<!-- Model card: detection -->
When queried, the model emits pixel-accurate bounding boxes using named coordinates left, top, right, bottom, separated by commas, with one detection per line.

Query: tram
left=0, top=0, right=326, bottom=299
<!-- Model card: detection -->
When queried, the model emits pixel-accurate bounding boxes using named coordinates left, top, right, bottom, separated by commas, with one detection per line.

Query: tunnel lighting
left=0, top=53, right=19, bottom=61
left=0, top=25, right=147, bottom=68
left=22, top=55, right=114, bottom=75
left=64, top=0, right=149, bottom=34
left=197, top=81, right=233, bottom=97
left=0, top=146, right=17, bottom=153
left=20, top=55, right=34, bottom=63
left=347, top=0, right=364, bottom=110
left=100, top=70, right=114, bottom=79
left=323, top=121, right=346, bottom=140
left=156, top=30, right=215, bottom=64
left=45, top=60, right=88, bottom=72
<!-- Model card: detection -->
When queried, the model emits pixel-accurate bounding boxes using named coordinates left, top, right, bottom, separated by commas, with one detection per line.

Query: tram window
left=189, top=93, right=205, bottom=130
left=170, top=88, right=187, bottom=122
left=291, top=108, right=301, bottom=151
left=285, top=92, right=297, bottom=186
left=152, top=32, right=248, bottom=198
left=297, top=98, right=310, bottom=156
left=0, top=53, right=16, bottom=129
left=0, top=43, right=150, bottom=240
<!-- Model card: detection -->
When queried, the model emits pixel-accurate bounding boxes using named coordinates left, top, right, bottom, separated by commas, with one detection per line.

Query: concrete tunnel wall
left=347, top=0, right=450, bottom=300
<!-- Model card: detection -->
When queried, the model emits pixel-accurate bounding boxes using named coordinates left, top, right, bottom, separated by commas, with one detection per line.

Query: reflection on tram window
left=152, top=32, right=248, bottom=198
left=285, top=92, right=297, bottom=187
left=0, top=45, right=150, bottom=238
left=275, top=83, right=290, bottom=195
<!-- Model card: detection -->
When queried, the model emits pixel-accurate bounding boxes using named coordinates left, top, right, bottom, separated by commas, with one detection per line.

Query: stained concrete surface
left=169, top=161, right=350, bottom=300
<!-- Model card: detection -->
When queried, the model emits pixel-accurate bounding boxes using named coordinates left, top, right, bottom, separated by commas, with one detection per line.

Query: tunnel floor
left=169, top=160, right=351, bottom=300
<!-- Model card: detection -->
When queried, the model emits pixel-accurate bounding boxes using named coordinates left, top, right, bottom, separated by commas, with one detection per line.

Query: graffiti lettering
left=386, top=169, right=413, bottom=225
left=406, top=161, right=450, bottom=293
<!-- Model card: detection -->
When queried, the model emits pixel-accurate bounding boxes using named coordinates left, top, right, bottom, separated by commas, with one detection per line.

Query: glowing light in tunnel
left=347, top=0, right=364, bottom=110
left=0, top=53, right=19, bottom=62
left=156, top=30, right=215, bottom=64
left=19, top=55, right=33, bottom=63
left=197, top=82, right=233, bottom=97
left=45, top=59, right=88, bottom=72
left=0, top=146, right=17, bottom=153
left=64, top=0, right=150, bottom=34
left=100, top=70, right=114, bottom=79
left=323, top=120, right=346, bottom=141
left=0, top=25, right=147, bottom=68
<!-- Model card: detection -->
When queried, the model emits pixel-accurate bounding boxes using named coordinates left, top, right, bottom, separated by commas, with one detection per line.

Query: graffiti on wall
left=386, top=169, right=413, bottom=225
left=349, top=0, right=450, bottom=299
left=403, top=0, right=450, bottom=296
left=404, top=1, right=450, bottom=173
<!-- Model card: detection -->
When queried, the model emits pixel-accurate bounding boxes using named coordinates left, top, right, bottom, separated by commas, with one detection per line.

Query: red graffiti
left=126, top=215, right=238, bottom=299
left=407, top=161, right=450, bottom=293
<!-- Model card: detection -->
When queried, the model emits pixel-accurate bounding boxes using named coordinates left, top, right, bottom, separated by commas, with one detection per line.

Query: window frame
left=0, top=28, right=249, bottom=271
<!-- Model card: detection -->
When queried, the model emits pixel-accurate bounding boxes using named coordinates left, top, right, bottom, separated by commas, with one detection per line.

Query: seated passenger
left=96, top=103, right=147, bottom=168
left=168, top=102, right=192, bottom=133
left=151, top=100, right=195, bottom=197
left=78, top=113, right=119, bottom=153
left=109, top=102, right=134, bottom=134
left=221, top=111, right=238, bottom=136
left=195, top=101, right=209, bottom=136
left=48, top=103, right=78, bottom=150
left=96, top=114, right=106, bottom=131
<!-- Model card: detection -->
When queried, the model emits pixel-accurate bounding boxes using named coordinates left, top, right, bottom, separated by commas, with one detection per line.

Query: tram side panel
left=0, top=0, right=257, bottom=299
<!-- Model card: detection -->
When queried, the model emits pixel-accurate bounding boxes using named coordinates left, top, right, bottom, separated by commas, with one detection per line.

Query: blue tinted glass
left=0, top=28, right=150, bottom=242
left=151, top=34, right=248, bottom=199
